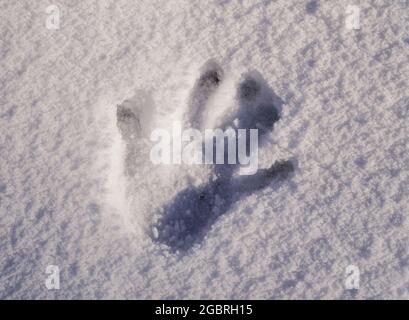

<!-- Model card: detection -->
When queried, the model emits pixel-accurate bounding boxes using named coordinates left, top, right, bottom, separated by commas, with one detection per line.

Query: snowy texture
left=1, top=0, right=409, bottom=299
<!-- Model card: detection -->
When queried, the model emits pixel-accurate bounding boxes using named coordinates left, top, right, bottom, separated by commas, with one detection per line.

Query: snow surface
left=1, top=0, right=409, bottom=299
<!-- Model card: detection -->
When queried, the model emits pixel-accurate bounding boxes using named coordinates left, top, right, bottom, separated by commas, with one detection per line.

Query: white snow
left=1, top=0, right=409, bottom=299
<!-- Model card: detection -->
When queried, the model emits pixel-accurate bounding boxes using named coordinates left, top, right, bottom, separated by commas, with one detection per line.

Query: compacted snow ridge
left=1, top=0, right=409, bottom=299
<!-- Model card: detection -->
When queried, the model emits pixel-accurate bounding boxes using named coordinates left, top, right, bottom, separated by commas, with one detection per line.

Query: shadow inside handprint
left=154, top=68, right=295, bottom=252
